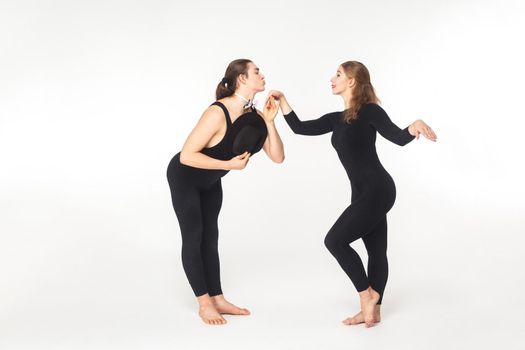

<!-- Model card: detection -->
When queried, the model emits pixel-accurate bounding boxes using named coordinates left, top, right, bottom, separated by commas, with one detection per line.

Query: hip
left=167, top=152, right=228, bottom=190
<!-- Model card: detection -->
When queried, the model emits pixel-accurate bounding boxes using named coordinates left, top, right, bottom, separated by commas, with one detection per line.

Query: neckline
left=203, top=101, right=259, bottom=151
left=230, top=108, right=257, bottom=125
left=214, top=101, right=256, bottom=126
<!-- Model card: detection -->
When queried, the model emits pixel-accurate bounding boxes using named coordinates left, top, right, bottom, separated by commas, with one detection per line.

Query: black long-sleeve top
left=284, top=103, right=414, bottom=203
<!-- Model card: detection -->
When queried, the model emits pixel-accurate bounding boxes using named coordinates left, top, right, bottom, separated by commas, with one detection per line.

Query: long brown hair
left=215, top=59, right=252, bottom=100
left=341, top=61, right=380, bottom=123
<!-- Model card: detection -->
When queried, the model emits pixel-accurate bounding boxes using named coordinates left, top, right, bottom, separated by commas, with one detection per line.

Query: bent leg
left=324, top=201, right=385, bottom=293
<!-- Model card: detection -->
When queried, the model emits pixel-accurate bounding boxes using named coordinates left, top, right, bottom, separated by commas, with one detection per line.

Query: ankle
left=211, top=294, right=225, bottom=303
left=197, top=294, right=214, bottom=307
left=359, top=289, right=373, bottom=300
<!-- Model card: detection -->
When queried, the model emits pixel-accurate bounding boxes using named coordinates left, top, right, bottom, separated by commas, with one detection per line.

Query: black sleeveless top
left=167, top=101, right=268, bottom=189
left=202, top=101, right=268, bottom=159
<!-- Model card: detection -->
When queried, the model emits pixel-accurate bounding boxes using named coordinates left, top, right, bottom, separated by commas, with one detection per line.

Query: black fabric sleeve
left=283, top=110, right=335, bottom=136
left=363, top=104, right=415, bottom=146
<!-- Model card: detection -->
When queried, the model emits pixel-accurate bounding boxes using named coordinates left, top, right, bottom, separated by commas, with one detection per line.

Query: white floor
left=1, top=189, right=524, bottom=350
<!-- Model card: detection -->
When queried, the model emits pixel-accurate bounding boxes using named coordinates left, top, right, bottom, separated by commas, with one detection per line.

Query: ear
left=348, top=77, right=356, bottom=88
left=238, top=74, right=247, bottom=85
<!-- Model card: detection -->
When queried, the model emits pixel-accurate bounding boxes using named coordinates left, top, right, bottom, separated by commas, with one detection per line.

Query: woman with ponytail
left=167, top=59, right=284, bottom=325
left=270, top=61, right=437, bottom=328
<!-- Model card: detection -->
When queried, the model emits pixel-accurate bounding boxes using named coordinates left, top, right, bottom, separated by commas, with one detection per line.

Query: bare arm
left=259, top=96, right=285, bottom=163
left=180, top=106, right=250, bottom=170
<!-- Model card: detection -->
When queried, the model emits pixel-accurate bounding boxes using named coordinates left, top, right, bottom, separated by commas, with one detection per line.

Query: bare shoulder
left=198, top=104, right=225, bottom=126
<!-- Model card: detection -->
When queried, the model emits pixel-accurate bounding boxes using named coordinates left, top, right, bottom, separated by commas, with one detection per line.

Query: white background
left=1, top=0, right=524, bottom=349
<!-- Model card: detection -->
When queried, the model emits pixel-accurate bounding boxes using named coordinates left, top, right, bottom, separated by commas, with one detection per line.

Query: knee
left=324, top=233, right=340, bottom=253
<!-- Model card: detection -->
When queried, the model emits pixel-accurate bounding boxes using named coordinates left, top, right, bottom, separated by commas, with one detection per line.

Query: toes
left=202, top=316, right=227, bottom=325
left=350, top=317, right=362, bottom=325
left=217, top=305, right=251, bottom=316
left=343, top=316, right=363, bottom=325
left=231, top=305, right=249, bottom=315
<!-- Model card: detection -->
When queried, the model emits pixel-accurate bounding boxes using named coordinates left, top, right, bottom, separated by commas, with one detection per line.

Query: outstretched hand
left=267, top=90, right=285, bottom=101
left=267, top=90, right=292, bottom=115
left=408, top=120, right=437, bottom=141
left=262, top=95, right=280, bottom=123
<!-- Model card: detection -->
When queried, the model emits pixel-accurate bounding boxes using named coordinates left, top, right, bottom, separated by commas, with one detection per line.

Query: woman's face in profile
left=243, top=62, right=266, bottom=92
left=331, top=66, right=351, bottom=95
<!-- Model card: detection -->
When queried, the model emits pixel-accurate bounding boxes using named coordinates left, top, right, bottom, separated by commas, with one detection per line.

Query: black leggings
left=168, top=179, right=223, bottom=297
left=324, top=199, right=390, bottom=304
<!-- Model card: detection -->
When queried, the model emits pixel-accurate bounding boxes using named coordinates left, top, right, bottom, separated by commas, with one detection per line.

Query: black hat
left=229, top=112, right=268, bottom=156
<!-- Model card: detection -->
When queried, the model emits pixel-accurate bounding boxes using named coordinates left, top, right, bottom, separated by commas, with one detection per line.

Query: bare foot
left=359, top=288, right=380, bottom=328
left=342, top=305, right=381, bottom=326
left=197, top=294, right=227, bottom=325
left=211, top=295, right=251, bottom=316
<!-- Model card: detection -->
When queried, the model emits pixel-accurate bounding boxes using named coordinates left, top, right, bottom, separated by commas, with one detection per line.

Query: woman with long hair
left=167, top=59, right=284, bottom=325
left=270, top=61, right=436, bottom=327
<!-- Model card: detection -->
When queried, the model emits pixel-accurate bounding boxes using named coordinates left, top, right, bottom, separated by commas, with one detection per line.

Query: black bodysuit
left=167, top=101, right=267, bottom=297
left=284, top=103, right=414, bottom=304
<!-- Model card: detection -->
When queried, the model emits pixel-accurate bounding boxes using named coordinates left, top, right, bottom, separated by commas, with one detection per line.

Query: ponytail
left=215, top=59, right=252, bottom=100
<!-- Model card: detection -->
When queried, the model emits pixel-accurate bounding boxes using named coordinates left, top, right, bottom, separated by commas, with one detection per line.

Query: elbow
left=289, top=126, right=302, bottom=135
left=268, top=151, right=285, bottom=164
left=274, top=154, right=285, bottom=164
left=179, top=151, right=191, bottom=165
